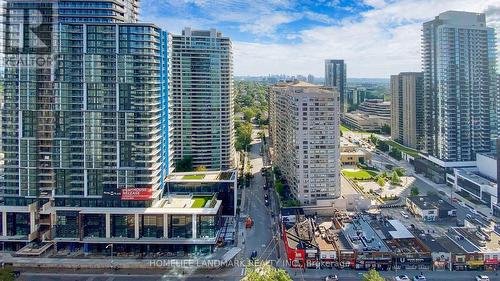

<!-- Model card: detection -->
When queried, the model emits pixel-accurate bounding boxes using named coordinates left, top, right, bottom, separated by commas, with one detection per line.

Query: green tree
left=390, top=171, right=401, bottom=185
left=363, top=269, right=385, bottom=281
left=393, top=167, right=405, bottom=177
left=243, top=108, right=257, bottom=122
left=0, top=267, right=15, bottom=281
left=175, top=156, right=193, bottom=172
left=376, top=176, right=386, bottom=187
left=235, top=122, right=253, bottom=151
left=275, top=180, right=284, bottom=197
left=376, top=141, right=389, bottom=152
left=389, top=147, right=402, bottom=160
left=381, top=124, right=391, bottom=134
left=411, top=186, right=420, bottom=196
left=242, top=261, right=292, bottom=281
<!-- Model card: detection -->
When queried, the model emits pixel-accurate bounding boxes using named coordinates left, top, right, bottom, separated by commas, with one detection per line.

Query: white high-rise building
left=269, top=81, right=340, bottom=205
left=171, top=28, right=235, bottom=171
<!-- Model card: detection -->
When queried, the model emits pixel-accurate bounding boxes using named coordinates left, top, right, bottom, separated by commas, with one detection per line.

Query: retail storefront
left=484, top=259, right=498, bottom=271
left=466, top=260, right=484, bottom=271
left=393, top=256, right=432, bottom=270
left=355, top=255, right=392, bottom=270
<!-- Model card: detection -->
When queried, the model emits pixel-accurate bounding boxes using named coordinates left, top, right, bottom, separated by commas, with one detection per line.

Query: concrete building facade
left=390, top=72, right=424, bottom=150
left=270, top=81, right=340, bottom=205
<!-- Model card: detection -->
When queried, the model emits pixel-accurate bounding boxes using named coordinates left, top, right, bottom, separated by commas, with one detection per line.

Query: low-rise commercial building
left=452, top=153, right=498, bottom=212
left=369, top=218, right=432, bottom=270
left=1, top=194, right=223, bottom=256
left=342, top=112, right=391, bottom=132
left=340, top=215, right=393, bottom=270
left=406, top=195, right=457, bottom=221
left=340, top=138, right=372, bottom=166
left=165, top=171, right=237, bottom=216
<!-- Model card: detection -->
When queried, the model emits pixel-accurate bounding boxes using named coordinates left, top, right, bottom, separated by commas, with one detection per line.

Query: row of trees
left=375, top=169, right=404, bottom=187
left=369, top=135, right=402, bottom=161
left=242, top=264, right=386, bottom=281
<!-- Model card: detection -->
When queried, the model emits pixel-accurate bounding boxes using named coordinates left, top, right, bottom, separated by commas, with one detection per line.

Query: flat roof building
left=406, top=195, right=457, bottom=221
left=269, top=81, right=340, bottom=205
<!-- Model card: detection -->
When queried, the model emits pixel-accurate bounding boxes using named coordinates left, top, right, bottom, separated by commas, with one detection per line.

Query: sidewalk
left=0, top=247, right=238, bottom=270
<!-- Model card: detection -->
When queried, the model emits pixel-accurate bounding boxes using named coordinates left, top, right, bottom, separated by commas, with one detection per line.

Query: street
left=15, top=268, right=500, bottom=281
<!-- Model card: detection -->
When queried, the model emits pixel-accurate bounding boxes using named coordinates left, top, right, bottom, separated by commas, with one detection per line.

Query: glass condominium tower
left=171, top=28, right=235, bottom=171
left=1, top=1, right=172, bottom=207
left=422, top=11, right=498, bottom=162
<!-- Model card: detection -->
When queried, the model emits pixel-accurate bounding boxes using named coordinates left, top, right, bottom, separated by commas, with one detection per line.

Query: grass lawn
left=340, top=124, right=350, bottom=134
left=182, top=174, right=205, bottom=180
left=342, top=169, right=378, bottom=180
left=384, top=140, right=420, bottom=157
left=191, top=196, right=211, bottom=208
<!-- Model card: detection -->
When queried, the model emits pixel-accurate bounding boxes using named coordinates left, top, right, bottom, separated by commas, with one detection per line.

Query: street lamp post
left=106, top=243, right=113, bottom=266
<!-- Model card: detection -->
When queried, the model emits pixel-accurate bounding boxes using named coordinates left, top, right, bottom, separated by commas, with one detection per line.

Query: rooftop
left=435, top=236, right=465, bottom=254
left=166, top=170, right=236, bottom=182
left=447, top=228, right=480, bottom=253
left=412, top=230, right=448, bottom=253
left=453, top=227, right=500, bottom=252
left=342, top=215, right=391, bottom=252
left=455, top=168, right=497, bottom=187
left=407, top=195, right=456, bottom=211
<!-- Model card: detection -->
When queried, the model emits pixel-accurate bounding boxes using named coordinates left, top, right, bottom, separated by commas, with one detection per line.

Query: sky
left=141, top=0, right=500, bottom=78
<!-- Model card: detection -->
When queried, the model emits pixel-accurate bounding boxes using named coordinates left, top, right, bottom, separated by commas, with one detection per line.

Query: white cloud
left=234, top=0, right=500, bottom=78
left=240, top=12, right=300, bottom=36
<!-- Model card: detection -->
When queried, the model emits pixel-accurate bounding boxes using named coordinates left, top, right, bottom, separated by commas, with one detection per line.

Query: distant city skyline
left=142, top=0, right=500, bottom=78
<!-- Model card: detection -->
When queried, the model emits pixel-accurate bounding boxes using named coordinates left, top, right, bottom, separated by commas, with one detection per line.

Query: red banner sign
left=120, top=187, right=152, bottom=201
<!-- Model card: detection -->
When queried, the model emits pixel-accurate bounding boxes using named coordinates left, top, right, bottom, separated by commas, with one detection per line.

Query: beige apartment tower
left=269, top=81, right=340, bottom=205
left=391, top=72, right=424, bottom=150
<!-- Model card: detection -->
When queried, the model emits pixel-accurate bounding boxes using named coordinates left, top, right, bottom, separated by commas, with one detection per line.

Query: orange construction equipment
left=245, top=217, right=253, bottom=228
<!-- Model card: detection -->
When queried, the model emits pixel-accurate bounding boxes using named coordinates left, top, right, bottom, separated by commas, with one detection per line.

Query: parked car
left=264, top=194, right=269, bottom=200
left=325, top=275, right=338, bottom=281
left=413, top=275, right=426, bottom=281
left=265, top=199, right=269, bottom=206
left=475, top=275, right=490, bottom=281
left=400, top=211, right=409, bottom=219
left=395, top=275, right=410, bottom=281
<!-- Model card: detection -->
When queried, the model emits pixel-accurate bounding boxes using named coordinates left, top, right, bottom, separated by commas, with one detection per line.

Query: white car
left=325, top=275, right=338, bottom=281
left=400, top=211, right=409, bottom=218
left=413, top=275, right=426, bottom=281
left=470, top=209, right=479, bottom=215
left=475, top=275, right=490, bottom=281
left=395, top=275, right=410, bottom=281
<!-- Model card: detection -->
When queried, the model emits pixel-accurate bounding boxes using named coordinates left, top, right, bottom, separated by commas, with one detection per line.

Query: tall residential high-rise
left=325, top=59, right=346, bottom=113
left=171, top=28, right=235, bottom=171
left=269, top=81, right=340, bottom=205
left=422, top=11, right=497, bottom=162
left=390, top=72, right=424, bottom=150
left=307, top=74, right=315, bottom=84
left=488, top=29, right=499, bottom=153
left=4, top=0, right=139, bottom=23
left=0, top=0, right=237, bottom=256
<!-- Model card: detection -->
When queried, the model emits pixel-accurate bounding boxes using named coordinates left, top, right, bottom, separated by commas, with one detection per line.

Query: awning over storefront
left=484, top=259, right=498, bottom=265
left=467, top=260, right=484, bottom=266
